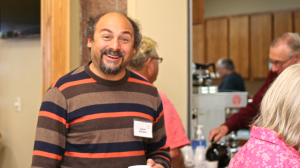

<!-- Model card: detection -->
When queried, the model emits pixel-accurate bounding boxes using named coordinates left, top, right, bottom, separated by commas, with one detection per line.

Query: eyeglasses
left=151, top=57, right=163, bottom=63
left=267, top=56, right=294, bottom=67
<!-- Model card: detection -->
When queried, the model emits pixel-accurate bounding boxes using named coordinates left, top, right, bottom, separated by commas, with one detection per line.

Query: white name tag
left=133, top=119, right=153, bottom=138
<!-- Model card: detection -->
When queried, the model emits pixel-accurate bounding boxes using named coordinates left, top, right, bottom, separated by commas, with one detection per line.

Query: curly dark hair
left=85, top=12, right=142, bottom=50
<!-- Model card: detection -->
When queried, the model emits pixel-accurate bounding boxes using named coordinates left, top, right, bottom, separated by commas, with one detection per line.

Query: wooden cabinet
left=193, top=0, right=204, bottom=24
left=273, top=11, right=293, bottom=38
left=205, top=18, right=228, bottom=64
left=193, top=24, right=205, bottom=64
left=229, top=15, right=249, bottom=79
left=250, top=14, right=272, bottom=79
left=192, top=8, right=300, bottom=80
left=294, top=10, right=300, bottom=35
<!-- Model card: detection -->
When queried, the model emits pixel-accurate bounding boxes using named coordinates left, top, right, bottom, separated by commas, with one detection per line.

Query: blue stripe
left=160, top=162, right=168, bottom=168
left=155, top=102, right=163, bottom=120
left=67, top=103, right=156, bottom=123
left=147, top=137, right=167, bottom=151
left=34, top=141, right=65, bottom=156
left=147, top=152, right=170, bottom=160
left=65, top=141, right=147, bottom=153
left=39, top=101, right=67, bottom=119
left=147, top=152, right=170, bottom=167
left=54, top=68, right=90, bottom=88
left=129, top=71, right=151, bottom=83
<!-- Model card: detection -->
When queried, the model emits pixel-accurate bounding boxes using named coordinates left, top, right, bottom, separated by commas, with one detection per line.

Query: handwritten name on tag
left=133, top=119, right=153, bottom=138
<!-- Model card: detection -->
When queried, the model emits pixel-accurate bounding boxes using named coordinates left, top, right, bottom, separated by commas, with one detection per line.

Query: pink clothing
left=158, top=90, right=190, bottom=149
left=129, top=71, right=190, bottom=149
left=229, top=126, right=300, bottom=168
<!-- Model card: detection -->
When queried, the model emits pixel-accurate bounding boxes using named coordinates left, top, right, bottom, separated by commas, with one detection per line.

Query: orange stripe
left=33, top=150, right=62, bottom=160
left=127, top=77, right=156, bottom=88
left=154, top=110, right=164, bottom=124
left=65, top=150, right=145, bottom=158
left=51, top=79, right=59, bottom=88
left=158, top=144, right=169, bottom=150
left=39, top=111, right=67, bottom=125
left=155, top=155, right=170, bottom=162
left=70, top=112, right=154, bottom=126
left=58, top=78, right=97, bottom=91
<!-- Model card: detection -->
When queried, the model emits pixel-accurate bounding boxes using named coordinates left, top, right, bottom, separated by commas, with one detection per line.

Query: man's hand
left=170, top=148, right=186, bottom=168
left=209, top=125, right=229, bottom=142
left=147, top=158, right=164, bottom=168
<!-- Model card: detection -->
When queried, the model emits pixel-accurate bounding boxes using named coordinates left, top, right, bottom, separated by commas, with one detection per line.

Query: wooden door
left=273, top=11, right=293, bottom=38
left=205, top=18, right=228, bottom=67
left=250, top=14, right=272, bottom=79
left=229, top=15, right=249, bottom=79
left=41, top=0, right=70, bottom=95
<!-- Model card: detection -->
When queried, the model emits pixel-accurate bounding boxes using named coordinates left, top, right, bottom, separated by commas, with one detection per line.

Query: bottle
left=194, top=145, right=206, bottom=168
left=192, top=125, right=207, bottom=154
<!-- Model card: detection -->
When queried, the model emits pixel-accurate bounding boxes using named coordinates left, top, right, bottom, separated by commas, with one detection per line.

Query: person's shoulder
left=158, top=90, right=168, bottom=101
left=128, top=70, right=157, bottom=88
left=128, top=70, right=150, bottom=82
left=51, top=65, right=90, bottom=89
left=232, top=72, right=243, bottom=78
left=224, top=73, right=239, bottom=80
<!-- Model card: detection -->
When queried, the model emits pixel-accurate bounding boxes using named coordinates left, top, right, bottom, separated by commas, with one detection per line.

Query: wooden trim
left=41, top=0, right=70, bottom=95
left=41, top=0, right=52, bottom=95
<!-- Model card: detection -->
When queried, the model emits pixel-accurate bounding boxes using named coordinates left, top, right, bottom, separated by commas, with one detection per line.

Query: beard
left=99, top=49, right=125, bottom=74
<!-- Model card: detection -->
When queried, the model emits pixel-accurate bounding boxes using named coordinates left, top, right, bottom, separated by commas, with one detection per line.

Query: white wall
left=127, top=0, right=189, bottom=131
left=205, top=0, right=300, bottom=18
left=0, top=38, right=41, bottom=168
left=0, top=1, right=80, bottom=167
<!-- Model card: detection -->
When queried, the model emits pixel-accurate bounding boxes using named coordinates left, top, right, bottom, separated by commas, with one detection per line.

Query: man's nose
left=271, top=64, right=279, bottom=72
left=110, top=39, right=120, bottom=51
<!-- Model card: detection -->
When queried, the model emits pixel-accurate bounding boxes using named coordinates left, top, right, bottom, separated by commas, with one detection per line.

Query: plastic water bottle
left=194, top=145, right=206, bottom=168
left=192, top=125, right=207, bottom=154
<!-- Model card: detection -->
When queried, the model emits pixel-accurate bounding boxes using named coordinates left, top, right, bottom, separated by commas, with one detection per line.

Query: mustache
left=101, top=49, right=124, bottom=57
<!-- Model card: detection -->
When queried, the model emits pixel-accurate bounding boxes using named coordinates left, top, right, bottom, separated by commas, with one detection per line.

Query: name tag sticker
left=133, top=118, right=153, bottom=138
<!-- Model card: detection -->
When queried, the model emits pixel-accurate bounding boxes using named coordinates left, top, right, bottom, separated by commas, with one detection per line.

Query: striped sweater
left=31, top=63, right=171, bottom=168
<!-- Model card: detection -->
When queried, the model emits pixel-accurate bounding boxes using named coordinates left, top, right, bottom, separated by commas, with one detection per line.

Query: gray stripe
left=67, top=128, right=148, bottom=144
left=67, top=91, right=157, bottom=112
left=35, top=127, right=66, bottom=148
left=43, top=88, right=67, bottom=109
left=151, top=126, right=167, bottom=144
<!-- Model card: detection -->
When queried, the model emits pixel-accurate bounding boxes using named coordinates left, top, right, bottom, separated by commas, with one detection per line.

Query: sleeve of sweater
left=31, top=87, right=68, bottom=167
left=223, top=71, right=277, bottom=132
left=145, top=92, right=171, bottom=168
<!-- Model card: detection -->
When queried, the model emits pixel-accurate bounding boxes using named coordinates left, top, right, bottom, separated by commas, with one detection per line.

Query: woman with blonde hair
left=229, top=64, right=300, bottom=168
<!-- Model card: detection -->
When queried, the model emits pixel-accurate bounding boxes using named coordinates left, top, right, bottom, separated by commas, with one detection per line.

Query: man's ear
left=145, top=57, right=152, bottom=68
left=87, top=37, right=93, bottom=48
left=295, top=52, right=300, bottom=63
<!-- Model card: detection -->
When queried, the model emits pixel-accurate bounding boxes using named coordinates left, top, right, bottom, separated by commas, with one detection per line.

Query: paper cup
left=205, top=161, right=218, bottom=168
left=128, top=165, right=151, bottom=168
